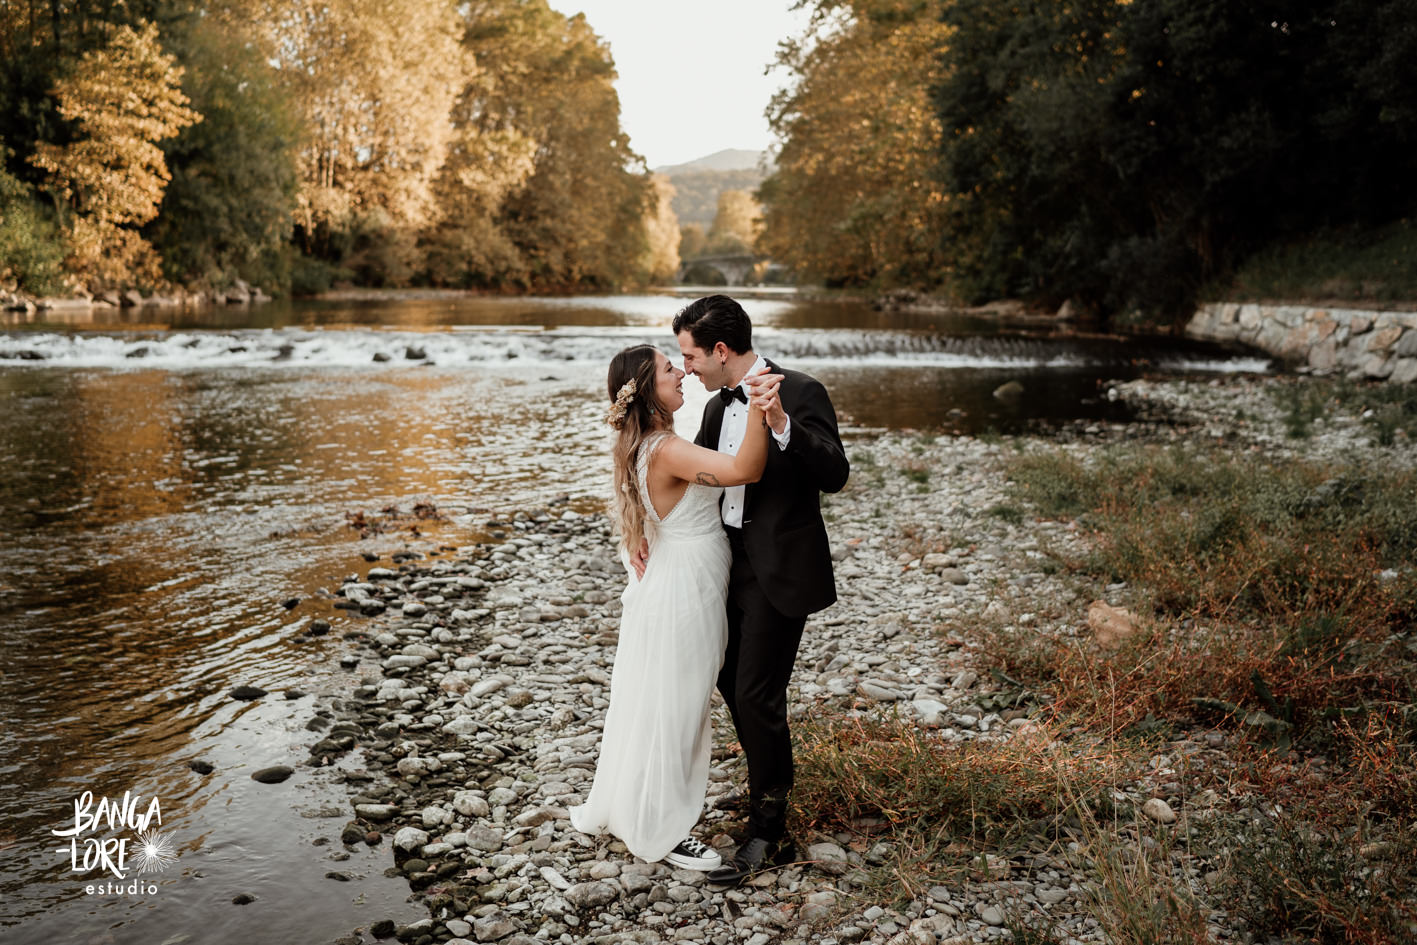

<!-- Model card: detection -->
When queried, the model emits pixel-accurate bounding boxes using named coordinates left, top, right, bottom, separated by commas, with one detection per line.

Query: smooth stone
left=452, top=791, right=490, bottom=817
left=230, top=685, right=268, bottom=700
left=806, top=842, right=850, bottom=875
left=393, top=826, right=430, bottom=852
left=858, top=681, right=902, bottom=702
left=564, top=881, right=618, bottom=910
left=464, top=824, right=504, bottom=852
left=1143, top=797, right=1177, bottom=824
left=539, top=865, right=572, bottom=890
left=250, top=766, right=293, bottom=784
left=472, top=913, right=519, bottom=941
left=911, top=699, right=949, bottom=725
left=354, top=804, right=400, bottom=821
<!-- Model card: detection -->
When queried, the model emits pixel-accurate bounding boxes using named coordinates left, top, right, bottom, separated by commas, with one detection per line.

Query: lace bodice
left=636, top=432, right=725, bottom=540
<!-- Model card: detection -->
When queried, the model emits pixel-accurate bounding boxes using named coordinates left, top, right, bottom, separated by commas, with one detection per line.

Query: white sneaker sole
left=663, top=850, right=723, bottom=871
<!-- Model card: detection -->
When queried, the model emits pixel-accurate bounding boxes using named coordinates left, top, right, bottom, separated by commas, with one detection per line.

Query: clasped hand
left=745, top=368, right=786, bottom=432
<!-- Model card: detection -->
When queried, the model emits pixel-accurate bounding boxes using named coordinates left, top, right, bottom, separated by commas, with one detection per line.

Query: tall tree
left=30, top=20, right=199, bottom=287
left=678, top=223, right=707, bottom=260
left=0, top=160, right=65, bottom=296
left=759, top=0, right=950, bottom=287
left=420, top=0, right=651, bottom=290
left=241, top=0, right=468, bottom=270
left=706, top=189, right=761, bottom=255
left=934, top=0, right=1417, bottom=322
left=640, top=173, right=681, bottom=283
left=146, top=14, right=300, bottom=290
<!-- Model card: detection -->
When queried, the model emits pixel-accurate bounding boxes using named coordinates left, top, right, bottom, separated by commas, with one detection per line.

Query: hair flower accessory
left=606, top=378, right=637, bottom=429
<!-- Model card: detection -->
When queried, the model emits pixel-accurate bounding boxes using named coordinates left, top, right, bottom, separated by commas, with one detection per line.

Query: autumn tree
left=678, top=223, right=707, bottom=260
left=706, top=190, right=762, bottom=255
left=640, top=174, right=681, bottom=283
left=758, top=0, right=949, bottom=287
left=239, top=0, right=467, bottom=281
left=934, top=0, right=1417, bottom=323
left=147, top=13, right=299, bottom=290
left=420, top=0, right=651, bottom=290
left=0, top=160, right=65, bottom=295
left=30, top=20, right=199, bottom=287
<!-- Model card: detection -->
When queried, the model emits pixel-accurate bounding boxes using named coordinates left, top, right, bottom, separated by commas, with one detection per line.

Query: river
left=0, top=289, right=1268, bottom=943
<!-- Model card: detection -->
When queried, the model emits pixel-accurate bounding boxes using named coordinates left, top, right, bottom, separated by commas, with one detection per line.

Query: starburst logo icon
left=131, top=829, right=178, bottom=874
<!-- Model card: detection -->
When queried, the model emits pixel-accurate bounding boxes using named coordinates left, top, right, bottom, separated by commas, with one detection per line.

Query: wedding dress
left=568, top=431, right=730, bottom=861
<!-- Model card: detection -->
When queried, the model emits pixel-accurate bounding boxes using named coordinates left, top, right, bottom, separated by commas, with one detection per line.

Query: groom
left=673, top=294, right=849, bottom=883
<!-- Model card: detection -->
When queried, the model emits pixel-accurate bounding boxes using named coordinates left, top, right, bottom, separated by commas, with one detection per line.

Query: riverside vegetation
left=249, top=373, right=1413, bottom=945
left=6, top=2, right=1415, bottom=328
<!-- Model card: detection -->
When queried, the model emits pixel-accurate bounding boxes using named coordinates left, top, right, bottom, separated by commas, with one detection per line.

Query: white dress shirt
left=717, top=355, right=791, bottom=528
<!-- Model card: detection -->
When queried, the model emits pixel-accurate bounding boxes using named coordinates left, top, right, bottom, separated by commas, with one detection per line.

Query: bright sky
left=548, top=0, right=812, bottom=169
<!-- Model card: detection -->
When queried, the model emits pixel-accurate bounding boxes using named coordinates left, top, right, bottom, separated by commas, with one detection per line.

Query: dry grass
left=983, top=441, right=1417, bottom=943
left=1000, top=445, right=1417, bottom=743
left=788, top=709, right=1132, bottom=906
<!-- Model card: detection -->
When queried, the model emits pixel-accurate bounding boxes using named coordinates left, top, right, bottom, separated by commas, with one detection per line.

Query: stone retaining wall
left=1187, top=303, right=1417, bottom=383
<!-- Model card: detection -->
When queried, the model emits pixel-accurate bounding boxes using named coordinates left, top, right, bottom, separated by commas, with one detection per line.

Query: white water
left=1, top=325, right=1274, bottom=374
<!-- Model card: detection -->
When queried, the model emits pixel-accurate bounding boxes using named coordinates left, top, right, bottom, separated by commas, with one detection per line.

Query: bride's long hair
left=606, top=345, right=672, bottom=556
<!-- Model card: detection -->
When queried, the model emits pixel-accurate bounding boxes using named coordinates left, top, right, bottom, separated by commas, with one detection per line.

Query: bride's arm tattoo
left=695, top=472, right=723, bottom=486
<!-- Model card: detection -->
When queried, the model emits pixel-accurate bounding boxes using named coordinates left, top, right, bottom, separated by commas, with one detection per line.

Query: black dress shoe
left=706, top=836, right=796, bottom=885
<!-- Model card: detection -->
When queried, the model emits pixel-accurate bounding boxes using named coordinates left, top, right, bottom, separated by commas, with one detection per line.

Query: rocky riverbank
left=1, top=278, right=273, bottom=314
left=291, top=373, right=1409, bottom=945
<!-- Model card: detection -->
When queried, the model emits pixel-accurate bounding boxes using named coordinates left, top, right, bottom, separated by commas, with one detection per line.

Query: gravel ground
left=297, top=374, right=1410, bottom=945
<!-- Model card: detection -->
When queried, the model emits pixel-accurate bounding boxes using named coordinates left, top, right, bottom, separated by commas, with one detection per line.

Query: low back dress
left=567, top=431, right=731, bottom=861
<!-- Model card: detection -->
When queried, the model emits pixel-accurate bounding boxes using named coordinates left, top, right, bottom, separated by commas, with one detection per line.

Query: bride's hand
left=745, top=370, right=785, bottom=432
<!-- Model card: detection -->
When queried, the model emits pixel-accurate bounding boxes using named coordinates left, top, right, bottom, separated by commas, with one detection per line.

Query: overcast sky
left=547, top=0, right=812, bottom=169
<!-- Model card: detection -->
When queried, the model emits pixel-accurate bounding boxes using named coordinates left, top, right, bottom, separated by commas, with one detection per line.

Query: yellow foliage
left=707, top=190, right=762, bottom=255
left=29, top=21, right=198, bottom=287
left=760, top=0, right=951, bottom=286
left=245, top=0, right=470, bottom=232
left=641, top=174, right=681, bottom=283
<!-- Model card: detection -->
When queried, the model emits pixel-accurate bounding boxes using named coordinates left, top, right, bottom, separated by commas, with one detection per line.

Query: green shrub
left=0, top=165, right=65, bottom=296
left=289, top=255, right=349, bottom=296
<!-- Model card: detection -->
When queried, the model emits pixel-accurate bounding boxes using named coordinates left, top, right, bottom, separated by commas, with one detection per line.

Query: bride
left=569, top=344, right=779, bottom=871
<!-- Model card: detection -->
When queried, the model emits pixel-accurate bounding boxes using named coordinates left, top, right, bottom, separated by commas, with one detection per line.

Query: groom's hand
left=630, top=537, right=649, bottom=579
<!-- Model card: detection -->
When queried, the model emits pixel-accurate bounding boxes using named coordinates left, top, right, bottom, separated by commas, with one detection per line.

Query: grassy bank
left=788, top=431, right=1416, bottom=943
left=999, top=443, right=1416, bottom=941
left=1216, top=218, right=1417, bottom=308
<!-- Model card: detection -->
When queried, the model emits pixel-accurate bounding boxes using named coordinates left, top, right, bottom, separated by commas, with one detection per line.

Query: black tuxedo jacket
left=695, top=359, right=849, bottom=618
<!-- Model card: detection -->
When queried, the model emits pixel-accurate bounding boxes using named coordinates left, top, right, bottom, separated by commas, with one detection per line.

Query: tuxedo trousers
left=719, top=526, right=806, bottom=842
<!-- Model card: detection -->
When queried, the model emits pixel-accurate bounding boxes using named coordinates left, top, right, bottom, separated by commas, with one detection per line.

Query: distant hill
left=653, top=148, right=769, bottom=176
left=657, top=150, right=772, bottom=228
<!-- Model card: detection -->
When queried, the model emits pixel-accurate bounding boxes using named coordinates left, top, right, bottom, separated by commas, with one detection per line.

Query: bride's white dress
left=568, top=432, right=730, bottom=861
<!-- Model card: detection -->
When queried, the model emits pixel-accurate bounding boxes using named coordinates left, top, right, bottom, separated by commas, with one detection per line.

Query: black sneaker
left=662, top=836, right=722, bottom=871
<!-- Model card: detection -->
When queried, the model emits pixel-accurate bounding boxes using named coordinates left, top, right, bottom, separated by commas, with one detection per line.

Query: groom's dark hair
left=672, top=294, right=752, bottom=355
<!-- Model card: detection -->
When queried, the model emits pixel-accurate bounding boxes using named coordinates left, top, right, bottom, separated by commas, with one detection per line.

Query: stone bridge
left=676, top=254, right=768, bottom=286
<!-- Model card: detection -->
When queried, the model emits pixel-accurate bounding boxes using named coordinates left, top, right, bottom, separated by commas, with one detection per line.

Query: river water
left=0, top=290, right=1268, bottom=943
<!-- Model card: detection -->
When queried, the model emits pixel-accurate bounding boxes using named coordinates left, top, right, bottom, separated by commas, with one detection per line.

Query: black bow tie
left=718, top=385, right=748, bottom=406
